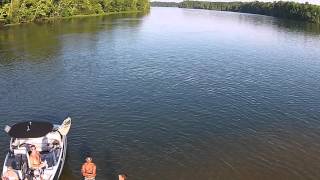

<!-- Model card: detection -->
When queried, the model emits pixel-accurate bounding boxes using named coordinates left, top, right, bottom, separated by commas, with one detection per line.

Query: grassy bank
left=0, top=0, right=150, bottom=25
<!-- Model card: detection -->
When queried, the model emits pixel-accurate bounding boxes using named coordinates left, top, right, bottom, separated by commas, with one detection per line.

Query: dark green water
left=1, top=7, right=320, bottom=180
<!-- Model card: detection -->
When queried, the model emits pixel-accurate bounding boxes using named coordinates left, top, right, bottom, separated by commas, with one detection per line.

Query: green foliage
left=0, top=3, right=9, bottom=17
left=137, top=0, right=149, bottom=11
left=179, top=1, right=320, bottom=24
left=0, top=0, right=150, bottom=24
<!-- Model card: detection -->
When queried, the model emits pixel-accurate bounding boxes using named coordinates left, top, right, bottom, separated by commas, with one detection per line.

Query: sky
left=155, top=0, right=320, bottom=5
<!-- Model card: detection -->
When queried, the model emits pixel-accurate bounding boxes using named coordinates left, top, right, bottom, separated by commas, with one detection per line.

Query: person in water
left=118, top=174, right=128, bottom=180
left=81, top=157, right=96, bottom=180
left=2, top=166, right=19, bottom=180
left=29, top=145, right=46, bottom=169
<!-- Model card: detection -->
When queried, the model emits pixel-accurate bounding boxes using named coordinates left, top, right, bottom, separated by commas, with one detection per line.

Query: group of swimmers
left=81, top=156, right=128, bottom=180
left=2, top=147, right=127, bottom=180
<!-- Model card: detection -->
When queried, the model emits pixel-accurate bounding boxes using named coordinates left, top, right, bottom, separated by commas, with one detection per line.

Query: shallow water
left=1, top=7, right=320, bottom=180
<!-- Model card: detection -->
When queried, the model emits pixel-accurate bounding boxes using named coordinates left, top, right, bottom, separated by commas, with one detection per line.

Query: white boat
left=2, top=117, right=71, bottom=180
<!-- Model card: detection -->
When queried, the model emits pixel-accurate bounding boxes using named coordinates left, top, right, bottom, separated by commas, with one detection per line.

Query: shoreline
left=1, top=10, right=144, bottom=27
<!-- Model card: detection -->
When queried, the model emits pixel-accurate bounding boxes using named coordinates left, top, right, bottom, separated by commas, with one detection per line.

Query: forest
left=0, top=0, right=150, bottom=24
left=150, top=1, right=320, bottom=24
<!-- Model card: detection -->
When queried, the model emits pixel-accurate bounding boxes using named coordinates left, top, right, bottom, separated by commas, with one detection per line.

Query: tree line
left=0, top=0, right=150, bottom=24
left=150, top=1, right=178, bottom=7
left=150, top=1, right=320, bottom=24
left=179, top=1, right=320, bottom=23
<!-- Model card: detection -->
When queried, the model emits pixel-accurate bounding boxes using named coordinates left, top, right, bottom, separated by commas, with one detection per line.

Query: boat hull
left=53, top=135, right=67, bottom=180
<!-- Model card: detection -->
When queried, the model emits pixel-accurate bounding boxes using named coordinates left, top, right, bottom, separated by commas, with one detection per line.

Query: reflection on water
left=181, top=8, right=320, bottom=35
left=276, top=19, right=320, bottom=35
left=1, top=7, right=320, bottom=180
left=0, top=12, right=146, bottom=64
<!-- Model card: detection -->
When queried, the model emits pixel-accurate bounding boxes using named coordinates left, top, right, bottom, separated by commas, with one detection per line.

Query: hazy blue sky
left=153, top=0, right=320, bottom=5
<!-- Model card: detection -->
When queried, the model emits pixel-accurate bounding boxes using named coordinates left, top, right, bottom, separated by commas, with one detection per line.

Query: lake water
left=1, top=7, right=320, bottom=180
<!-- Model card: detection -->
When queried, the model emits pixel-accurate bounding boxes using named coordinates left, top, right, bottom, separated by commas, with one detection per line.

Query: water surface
left=1, top=7, right=320, bottom=180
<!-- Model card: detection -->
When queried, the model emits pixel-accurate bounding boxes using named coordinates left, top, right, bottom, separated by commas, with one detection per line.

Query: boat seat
left=14, top=132, right=61, bottom=152
left=40, top=151, right=56, bottom=167
left=46, top=131, right=62, bottom=143
left=6, top=149, right=28, bottom=171
left=13, top=148, right=27, bottom=155
left=6, top=154, right=21, bottom=170
left=12, top=138, right=61, bottom=152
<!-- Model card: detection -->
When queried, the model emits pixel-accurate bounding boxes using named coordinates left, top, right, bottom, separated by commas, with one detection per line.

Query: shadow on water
left=60, top=151, right=78, bottom=180
left=0, top=12, right=147, bottom=65
left=238, top=12, right=320, bottom=35
left=102, top=148, right=123, bottom=180
left=235, top=11, right=320, bottom=35
left=79, top=142, right=95, bottom=160
left=60, top=141, right=94, bottom=180
left=183, top=8, right=320, bottom=36
left=64, top=141, right=123, bottom=180
left=275, top=19, right=320, bottom=35
left=78, top=140, right=124, bottom=180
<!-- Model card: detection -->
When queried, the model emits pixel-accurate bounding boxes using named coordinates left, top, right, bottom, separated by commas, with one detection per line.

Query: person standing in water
left=119, top=174, right=128, bottom=180
left=81, top=157, right=96, bottom=180
left=118, top=174, right=128, bottom=180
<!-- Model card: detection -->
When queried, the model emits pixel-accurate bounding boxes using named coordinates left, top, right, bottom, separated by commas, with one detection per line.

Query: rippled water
left=1, top=7, right=320, bottom=180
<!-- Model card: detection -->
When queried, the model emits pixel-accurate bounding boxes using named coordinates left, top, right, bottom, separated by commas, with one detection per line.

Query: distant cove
left=151, top=1, right=320, bottom=23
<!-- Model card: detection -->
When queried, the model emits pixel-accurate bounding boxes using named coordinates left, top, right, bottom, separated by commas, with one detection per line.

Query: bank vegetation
left=0, top=0, right=150, bottom=25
